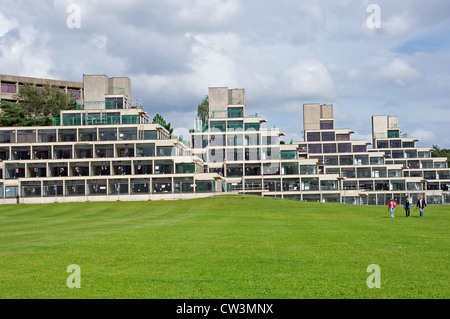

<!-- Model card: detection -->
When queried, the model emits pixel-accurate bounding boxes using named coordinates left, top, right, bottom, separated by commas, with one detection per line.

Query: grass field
left=0, top=196, right=448, bottom=299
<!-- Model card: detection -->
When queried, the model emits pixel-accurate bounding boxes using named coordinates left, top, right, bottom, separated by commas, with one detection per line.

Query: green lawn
left=0, top=196, right=448, bottom=299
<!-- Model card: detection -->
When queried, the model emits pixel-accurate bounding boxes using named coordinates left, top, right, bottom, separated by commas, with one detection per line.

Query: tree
left=0, top=101, right=48, bottom=126
left=0, top=83, right=77, bottom=127
left=152, top=113, right=173, bottom=134
left=15, top=83, right=77, bottom=121
left=431, top=145, right=450, bottom=161
left=197, top=95, right=209, bottom=124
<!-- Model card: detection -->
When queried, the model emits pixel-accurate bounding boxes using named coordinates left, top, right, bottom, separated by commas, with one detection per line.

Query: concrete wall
left=108, top=77, right=131, bottom=100
left=303, top=103, right=321, bottom=131
left=208, top=87, right=229, bottom=116
left=83, top=75, right=108, bottom=102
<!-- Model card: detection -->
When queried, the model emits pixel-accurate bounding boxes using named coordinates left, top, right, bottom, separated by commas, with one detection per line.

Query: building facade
left=0, top=74, right=221, bottom=204
left=0, top=76, right=449, bottom=205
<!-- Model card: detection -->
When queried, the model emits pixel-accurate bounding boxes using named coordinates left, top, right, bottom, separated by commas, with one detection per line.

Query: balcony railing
left=52, top=115, right=140, bottom=126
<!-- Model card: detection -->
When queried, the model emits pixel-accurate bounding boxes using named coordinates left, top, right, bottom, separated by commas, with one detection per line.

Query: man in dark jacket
left=416, top=196, right=427, bottom=218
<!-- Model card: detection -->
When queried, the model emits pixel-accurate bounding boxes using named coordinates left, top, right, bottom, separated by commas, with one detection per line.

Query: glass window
left=321, top=132, right=335, bottom=141
left=377, top=140, right=389, bottom=148
left=17, top=130, right=36, bottom=143
left=227, top=134, right=243, bottom=146
left=154, top=160, right=173, bottom=174
left=281, top=163, right=298, bottom=175
left=99, top=128, right=117, bottom=141
left=140, top=130, right=158, bottom=140
left=338, top=143, right=352, bottom=153
left=341, top=168, right=355, bottom=178
left=245, top=164, right=261, bottom=176
left=136, top=143, right=155, bottom=157
left=324, top=156, right=338, bottom=166
left=226, top=164, right=243, bottom=177
left=157, top=146, right=176, bottom=157
left=79, top=128, right=97, bottom=141
left=119, top=127, right=137, bottom=141
left=308, top=144, right=322, bottom=154
left=134, top=161, right=152, bottom=175
left=262, top=147, right=280, bottom=160
left=320, top=120, right=334, bottom=130
left=152, top=178, right=172, bottom=193
left=307, top=132, right=320, bottom=142
left=280, top=151, right=297, bottom=160
left=353, top=145, right=367, bottom=152
left=336, top=134, right=350, bottom=141
left=339, top=155, right=353, bottom=165
left=263, top=163, right=280, bottom=175
left=300, top=165, right=317, bottom=175
left=322, top=143, right=336, bottom=153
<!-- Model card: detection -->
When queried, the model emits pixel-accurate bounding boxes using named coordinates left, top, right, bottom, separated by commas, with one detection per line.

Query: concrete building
left=0, top=76, right=449, bottom=205
left=190, top=87, right=450, bottom=205
left=0, top=74, right=221, bottom=204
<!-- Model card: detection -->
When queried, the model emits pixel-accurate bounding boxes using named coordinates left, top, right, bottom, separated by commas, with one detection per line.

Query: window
left=308, top=144, right=322, bottom=154
left=324, top=156, right=338, bottom=166
left=226, top=148, right=243, bottom=161
left=176, top=163, right=195, bottom=174
left=300, top=165, right=317, bottom=175
left=152, top=178, right=172, bottom=193
left=321, top=180, right=338, bottom=190
left=140, top=130, right=158, bottom=140
left=280, top=151, right=297, bottom=160
left=262, top=136, right=279, bottom=145
left=17, top=130, right=36, bottom=143
left=157, top=146, right=175, bottom=157
left=245, top=164, right=261, bottom=176
left=339, top=155, right=353, bottom=165
left=341, top=168, right=355, bottom=178
left=357, top=167, right=371, bottom=178
left=136, top=143, right=155, bottom=157
left=307, top=132, right=320, bottom=142
left=338, top=143, right=352, bottom=153
left=1, top=83, right=16, bottom=93
left=354, top=155, right=369, bottom=165
left=226, top=164, right=243, bottom=177
left=154, top=160, right=173, bottom=174
left=390, top=140, right=402, bottom=148
left=321, top=132, right=335, bottom=141
left=99, top=128, right=117, bottom=141
left=263, top=163, right=280, bottom=175
left=134, top=161, right=152, bottom=175
left=281, top=163, right=298, bottom=175
left=336, top=134, right=350, bottom=141
left=353, top=145, right=367, bottom=152
left=119, top=128, right=137, bottom=141
left=227, top=134, right=243, bottom=146
left=320, top=120, right=333, bottom=130
left=228, top=107, right=243, bottom=118
left=322, top=143, right=336, bottom=153
left=377, top=140, right=388, bottom=148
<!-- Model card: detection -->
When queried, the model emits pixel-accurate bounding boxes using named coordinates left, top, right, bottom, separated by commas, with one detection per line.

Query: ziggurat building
left=0, top=74, right=449, bottom=205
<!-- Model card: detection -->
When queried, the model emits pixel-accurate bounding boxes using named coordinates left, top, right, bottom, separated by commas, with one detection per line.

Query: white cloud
left=280, top=59, right=335, bottom=100
left=376, top=58, right=420, bottom=86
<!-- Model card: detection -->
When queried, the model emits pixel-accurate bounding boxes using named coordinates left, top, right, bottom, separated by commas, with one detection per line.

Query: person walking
left=388, top=198, right=397, bottom=218
left=416, top=196, right=427, bottom=218
left=404, top=197, right=411, bottom=218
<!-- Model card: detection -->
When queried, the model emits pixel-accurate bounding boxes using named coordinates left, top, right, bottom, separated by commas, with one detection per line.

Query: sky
left=1, top=0, right=449, bottom=148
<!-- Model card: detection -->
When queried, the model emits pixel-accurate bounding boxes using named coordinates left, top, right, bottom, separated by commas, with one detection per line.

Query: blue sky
left=0, top=0, right=449, bottom=147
